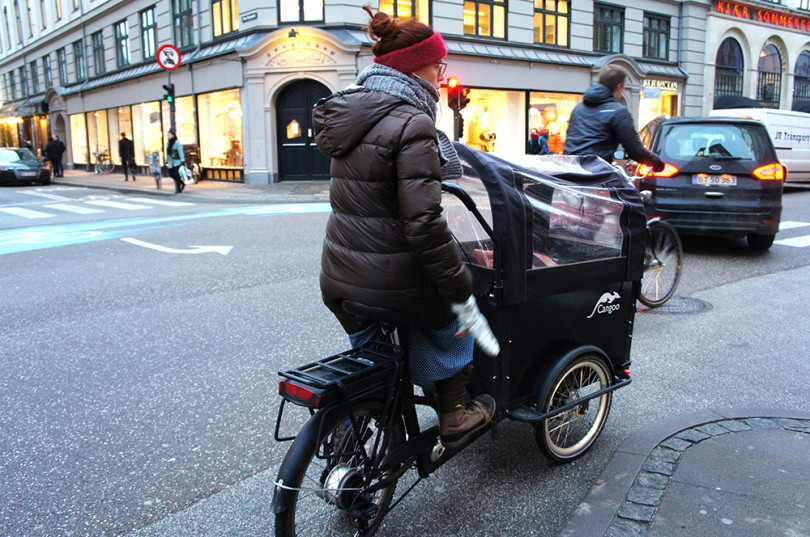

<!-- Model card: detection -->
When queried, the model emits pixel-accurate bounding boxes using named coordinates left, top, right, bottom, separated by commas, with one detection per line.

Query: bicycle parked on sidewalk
left=93, top=148, right=114, bottom=174
left=272, top=147, right=646, bottom=536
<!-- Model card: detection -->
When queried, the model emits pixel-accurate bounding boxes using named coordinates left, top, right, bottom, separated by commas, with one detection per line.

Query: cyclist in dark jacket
left=564, top=65, right=664, bottom=170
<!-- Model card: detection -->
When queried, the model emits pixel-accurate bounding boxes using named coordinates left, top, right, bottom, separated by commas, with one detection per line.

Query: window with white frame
left=140, top=7, right=157, bottom=60
left=73, top=39, right=86, bottom=81
left=279, top=0, right=324, bottom=23
left=115, top=19, right=130, bottom=68
left=92, top=30, right=105, bottom=76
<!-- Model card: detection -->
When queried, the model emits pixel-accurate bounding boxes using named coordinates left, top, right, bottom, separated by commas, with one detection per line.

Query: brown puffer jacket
left=313, top=86, right=472, bottom=332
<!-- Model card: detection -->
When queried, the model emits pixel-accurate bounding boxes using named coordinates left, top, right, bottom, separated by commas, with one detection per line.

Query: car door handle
left=705, top=191, right=724, bottom=198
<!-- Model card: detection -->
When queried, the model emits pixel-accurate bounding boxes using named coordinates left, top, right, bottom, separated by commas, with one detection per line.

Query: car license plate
left=20, top=171, right=36, bottom=177
left=693, top=174, right=737, bottom=186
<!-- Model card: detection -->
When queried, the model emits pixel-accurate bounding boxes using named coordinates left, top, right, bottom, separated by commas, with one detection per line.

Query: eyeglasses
left=437, top=62, right=448, bottom=77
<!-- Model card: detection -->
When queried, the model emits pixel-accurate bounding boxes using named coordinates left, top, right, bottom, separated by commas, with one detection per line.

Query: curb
left=558, top=407, right=810, bottom=537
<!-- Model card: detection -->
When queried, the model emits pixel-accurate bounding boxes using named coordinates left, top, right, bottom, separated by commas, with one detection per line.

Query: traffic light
left=163, top=83, right=175, bottom=103
left=458, top=87, right=471, bottom=112
left=447, top=77, right=460, bottom=111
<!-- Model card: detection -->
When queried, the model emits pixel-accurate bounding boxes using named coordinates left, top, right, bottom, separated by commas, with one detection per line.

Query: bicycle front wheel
left=273, top=400, right=405, bottom=537
left=99, top=159, right=115, bottom=174
left=639, top=220, right=683, bottom=308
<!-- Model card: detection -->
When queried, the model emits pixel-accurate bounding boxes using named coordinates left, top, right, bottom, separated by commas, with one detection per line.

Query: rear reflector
left=279, top=380, right=324, bottom=408
left=638, top=163, right=679, bottom=178
left=752, top=163, right=785, bottom=181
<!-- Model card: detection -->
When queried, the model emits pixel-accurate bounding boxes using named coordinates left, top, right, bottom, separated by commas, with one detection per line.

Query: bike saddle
left=342, top=301, right=412, bottom=329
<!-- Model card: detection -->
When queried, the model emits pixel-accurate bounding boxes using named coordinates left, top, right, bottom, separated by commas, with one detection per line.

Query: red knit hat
left=373, top=32, right=448, bottom=74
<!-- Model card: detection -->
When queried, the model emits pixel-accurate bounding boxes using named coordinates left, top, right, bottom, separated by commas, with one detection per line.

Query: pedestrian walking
left=118, top=132, right=137, bottom=181
left=44, top=134, right=66, bottom=177
left=166, top=128, right=185, bottom=194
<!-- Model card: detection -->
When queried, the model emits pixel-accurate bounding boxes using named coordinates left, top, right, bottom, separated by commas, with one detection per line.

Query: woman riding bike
left=313, top=7, right=499, bottom=450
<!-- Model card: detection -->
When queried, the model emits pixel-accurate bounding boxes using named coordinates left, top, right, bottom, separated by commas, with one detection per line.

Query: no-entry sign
left=157, top=44, right=182, bottom=70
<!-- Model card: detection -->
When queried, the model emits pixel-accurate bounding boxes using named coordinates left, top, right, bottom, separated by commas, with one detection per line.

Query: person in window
left=564, top=65, right=665, bottom=170
left=166, top=128, right=185, bottom=193
left=313, top=7, right=499, bottom=450
left=118, top=132, right=137, bottom=181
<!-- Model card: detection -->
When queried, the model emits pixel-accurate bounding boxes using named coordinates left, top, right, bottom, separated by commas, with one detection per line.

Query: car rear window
left=657, top=123, right=770, bottom=161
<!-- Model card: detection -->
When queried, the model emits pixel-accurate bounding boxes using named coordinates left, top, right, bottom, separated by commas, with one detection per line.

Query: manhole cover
left=638, top=296, right=713, bottom=315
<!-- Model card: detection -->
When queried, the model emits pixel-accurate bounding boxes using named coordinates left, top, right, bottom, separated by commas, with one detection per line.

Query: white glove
left=451, top=296, right=501, bottom=357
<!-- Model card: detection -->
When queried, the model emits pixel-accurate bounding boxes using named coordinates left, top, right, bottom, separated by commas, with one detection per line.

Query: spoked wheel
left=98, top=159, right=114, bottom=174
left=274, top=401, right=405, bottom=537
left=535, top=355, right=613, bottom=463
left=639, top=219, right=682, bottom=308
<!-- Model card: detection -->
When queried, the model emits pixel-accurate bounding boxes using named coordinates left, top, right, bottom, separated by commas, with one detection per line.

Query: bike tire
left=535, top=354, right=612, bottom=463
left=99, top=159, right=114, bottom=174
left=639, top=220, right=683, bottom=308
left=273, top=400, right=404, bottom=537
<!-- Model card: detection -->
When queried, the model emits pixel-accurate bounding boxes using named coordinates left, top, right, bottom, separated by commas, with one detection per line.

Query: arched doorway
left=276, top=79, right=331, bottom=181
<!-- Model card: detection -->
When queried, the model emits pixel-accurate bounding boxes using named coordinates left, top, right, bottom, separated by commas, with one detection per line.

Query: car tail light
left=637, top=163, right=679, bottom=178
left=752, top=163, right=785, bottom=181
left=279, top=380, right=324, bottom=408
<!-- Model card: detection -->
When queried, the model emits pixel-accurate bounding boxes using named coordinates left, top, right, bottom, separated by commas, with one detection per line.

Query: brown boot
left=435, top=364, right=495, bottom=450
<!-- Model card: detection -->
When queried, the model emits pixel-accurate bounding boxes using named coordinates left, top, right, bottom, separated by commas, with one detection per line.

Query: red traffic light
left=447, top=77, right=459, bottom=89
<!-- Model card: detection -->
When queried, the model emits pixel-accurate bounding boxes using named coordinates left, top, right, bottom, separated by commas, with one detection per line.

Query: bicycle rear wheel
left=99, top=159, right=114, bottom=174
left=639, top=220, right=682, bottom=308
left=273, top=400, right=405, bottom=537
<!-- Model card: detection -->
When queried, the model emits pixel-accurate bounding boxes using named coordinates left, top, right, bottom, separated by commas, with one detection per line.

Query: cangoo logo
left=587, top=292, right=621, bottom=319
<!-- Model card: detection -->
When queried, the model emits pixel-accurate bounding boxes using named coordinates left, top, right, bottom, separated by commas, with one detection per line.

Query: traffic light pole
left=167, top=71, right=176, bottom=133
left=453, top=111, right=461, bottom=142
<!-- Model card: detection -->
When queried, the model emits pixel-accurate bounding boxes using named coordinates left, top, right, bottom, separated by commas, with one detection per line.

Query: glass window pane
left=69, top=113, right=87, bottom=164
left=479, top=3, right=490, bottom=36
left=132, top=102, right=162, bottom=166
left=493, top=6, right=504, bottom=38
left=533, top=12, right=542, bottom=42
left=303, top=0, right=322, bottom=21
left=464, top=1, right=475, bottom=34
left=545, top=13, right=556, bottom=43
left=379, top=0, right=393, bottom=15
left=198, top=89, right=243, bottom=168
left=559, top=0, right=567, bottom=14
left=279, top=0, right=298, bottom=22
left=213, top=3, right=222, bottom=35
left=416, top=0, right=428, bottom=22
left=558, top=15, right=567, bottom=47
left=222, top=0, right=231, bottom=33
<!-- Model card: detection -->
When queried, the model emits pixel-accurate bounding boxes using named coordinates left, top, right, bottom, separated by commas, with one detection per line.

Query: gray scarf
left=356, top=64, right=463, bottom=180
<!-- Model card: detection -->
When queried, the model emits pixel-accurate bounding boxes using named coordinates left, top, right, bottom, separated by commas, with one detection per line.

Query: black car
left=0, top=147, right=52, bottom=186
left=627, top=116, right=784, bottom=250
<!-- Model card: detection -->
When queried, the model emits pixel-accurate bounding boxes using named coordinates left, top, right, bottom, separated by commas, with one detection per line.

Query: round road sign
left=157, top=44, right=182, bottom=71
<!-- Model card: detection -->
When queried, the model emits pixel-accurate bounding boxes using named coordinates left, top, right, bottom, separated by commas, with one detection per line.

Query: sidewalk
left=51, top=168, right=331, bottom=203
left=558, top=408, right=810, bottom=537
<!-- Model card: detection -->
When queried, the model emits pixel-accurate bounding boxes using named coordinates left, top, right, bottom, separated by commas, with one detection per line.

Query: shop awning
left=0, top=99, right=44, bottom=117
left=61, top=32, right=270, bottom=96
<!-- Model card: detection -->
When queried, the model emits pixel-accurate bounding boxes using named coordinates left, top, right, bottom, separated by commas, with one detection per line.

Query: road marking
left=85, top=200, right=150, bottom=210
left=127, top=197, right=194, bottom=207
left=0, top=207, right=54, bottom=219
left=43, top=203, right=105, bottom=214
left=779, top=221, right=810, bottom=231
left=121, top=237, right=232, bottom=255
left=16, top=190, right=74, bottom=201
left=774, top=235, right=810, bottom=248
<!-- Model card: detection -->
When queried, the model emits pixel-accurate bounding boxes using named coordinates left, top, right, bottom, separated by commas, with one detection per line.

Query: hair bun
left=363, top=6, right=399, bottom=41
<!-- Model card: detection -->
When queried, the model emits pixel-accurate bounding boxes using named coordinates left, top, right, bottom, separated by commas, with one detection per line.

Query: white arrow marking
left=121, top=237, right=232, bottom=255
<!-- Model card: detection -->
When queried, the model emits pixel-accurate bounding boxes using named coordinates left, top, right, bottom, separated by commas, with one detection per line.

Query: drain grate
left=638, top=296, right=713, bottom=315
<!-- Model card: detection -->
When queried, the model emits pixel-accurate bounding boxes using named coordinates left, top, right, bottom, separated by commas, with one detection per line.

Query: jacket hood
left=583, top=84, right=616, bottom=107
left=313, top=88, right=405, bottom=158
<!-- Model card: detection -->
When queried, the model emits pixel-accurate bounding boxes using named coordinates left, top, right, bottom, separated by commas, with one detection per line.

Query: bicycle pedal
left=430, top=441, right=445, bottom=462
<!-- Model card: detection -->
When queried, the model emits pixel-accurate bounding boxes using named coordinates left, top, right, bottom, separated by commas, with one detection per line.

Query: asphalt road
left=1, top=185, right=808, bottom=536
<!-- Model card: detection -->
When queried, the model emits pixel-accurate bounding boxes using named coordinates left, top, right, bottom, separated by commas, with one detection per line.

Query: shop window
left=109, top=106, right=134, bottom=163
left=69, top=113, right=87, bottom=164
left=140, top=7, right=157, bottom=60
left=198, top=88, right=243, bottom=169
left=437, top=88, right=523, bottom=155
left=115, top=20, right=130, bottom=68
left=73, top=39, right=86, bottom=81
left=533, top=0, right=568, bottom=47
left=42, top=53, right=52, bottom=87
left=279, top=0, right=323, bottom=23
left=19, top=66, right=28, bottom=98
left=160, top=95, right=197, bottom=145
left=86, top=109, right=110, bottom=164
left=757, top=43, right=781, bottom=108
left=54, top=0, right=61, bottom=20
left=29, top=59, right=39, bottom=93
left=212, top=0, right=239, bottom=37
left=173, top=0, right=194, bottom=48
left=714, top=37, right=743, bottom=98
left=529, top=91, right=583, bottom=154
left=92, top=31, right=105, bottom=76
left=131, top=101, right=162, bottom=165
left=379, top=0, right=429, bottom=22
left=643, top=13, right=669, bottom=61
left=793, top=50, right=810, bottom=109
left=464, top=0, right=506, bottom=39
left=593, top=4, right=623, bottom=54
left=57, top=47, right=67, bottom=85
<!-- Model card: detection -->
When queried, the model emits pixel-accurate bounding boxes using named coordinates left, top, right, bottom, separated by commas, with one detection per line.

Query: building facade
left=1, top=0, right=717, bottom=184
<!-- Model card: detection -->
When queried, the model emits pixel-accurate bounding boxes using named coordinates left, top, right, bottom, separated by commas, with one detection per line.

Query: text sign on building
left=715, top=1, right=810, bottom=32
left=241, top=12, right=258, bottom=22
left=157, top=44, right=182, bottom=71
left=643, top=80, right=679, bottom=91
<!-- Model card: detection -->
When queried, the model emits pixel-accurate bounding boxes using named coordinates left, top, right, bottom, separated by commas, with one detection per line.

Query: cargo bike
left=271, top=145, right=649, bottom=536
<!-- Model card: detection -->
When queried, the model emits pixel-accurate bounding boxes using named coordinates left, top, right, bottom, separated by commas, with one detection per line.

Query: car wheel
left=40, top=178, right=51, bottom=185
left=747, top=233, right=775, bottom=250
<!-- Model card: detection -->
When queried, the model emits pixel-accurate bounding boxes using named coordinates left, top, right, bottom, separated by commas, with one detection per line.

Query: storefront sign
left=715, top=1, right=810, bottom=32
left=643, top=88, right=662, bottom=100
left=643, top=80, right=679, bottom=91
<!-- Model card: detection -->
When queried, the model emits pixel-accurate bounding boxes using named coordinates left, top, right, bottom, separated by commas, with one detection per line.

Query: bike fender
left=533, top=345, right=611, bottom=406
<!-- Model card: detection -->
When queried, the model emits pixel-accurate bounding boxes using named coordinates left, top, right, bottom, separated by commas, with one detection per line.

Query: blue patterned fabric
left=348, top=319, right=473, bottom=384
